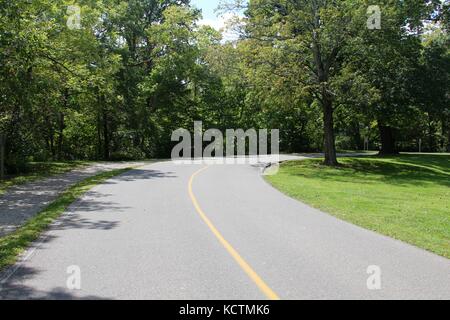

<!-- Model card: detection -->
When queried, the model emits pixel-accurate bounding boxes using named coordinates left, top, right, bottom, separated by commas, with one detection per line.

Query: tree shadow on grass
left=289, top=158, right=450, bottom=188
left=391, top=155, right=450, bottom=174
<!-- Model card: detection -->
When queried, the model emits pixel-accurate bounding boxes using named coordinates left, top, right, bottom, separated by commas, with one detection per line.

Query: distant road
left=1, top=160, right=449, bottom=299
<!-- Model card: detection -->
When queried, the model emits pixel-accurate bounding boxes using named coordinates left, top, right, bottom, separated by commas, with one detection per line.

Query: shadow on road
left=109, top=168, right=178, bottom=182
left=1, top=266, right=110, bottom=300
left=0, top=167, right=180, bottom=299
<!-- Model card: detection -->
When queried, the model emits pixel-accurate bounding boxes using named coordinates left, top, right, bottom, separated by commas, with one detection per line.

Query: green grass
left=0, top=161, right=89, bottom=196
left=0, top=168, right=131, bottom=272
left=336, top=150, right=378, bottom=154
left=266, top=154, right=450, bottom=258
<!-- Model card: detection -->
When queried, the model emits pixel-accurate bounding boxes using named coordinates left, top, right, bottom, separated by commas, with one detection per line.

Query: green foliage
left=0, top=0, right=448, bottom=167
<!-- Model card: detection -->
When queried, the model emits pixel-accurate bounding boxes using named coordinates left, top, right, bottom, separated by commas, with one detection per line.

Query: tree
left=242, top=0, right=365, bottom=165
left=416, top=29, right=450, bottom=151
left=349, top=0, right=446, bottom=154
left=1, top=0, right=448, bottom=170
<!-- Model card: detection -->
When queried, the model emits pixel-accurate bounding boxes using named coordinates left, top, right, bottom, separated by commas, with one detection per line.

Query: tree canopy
left=0, top=0, right=448, bottom=172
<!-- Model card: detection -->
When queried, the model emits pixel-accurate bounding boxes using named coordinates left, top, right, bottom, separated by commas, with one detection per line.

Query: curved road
left=1, top=161, right=449, bottom=299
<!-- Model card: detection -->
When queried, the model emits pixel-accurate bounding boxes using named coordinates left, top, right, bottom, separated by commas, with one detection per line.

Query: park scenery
left=0, top=0, right=449, bottom=302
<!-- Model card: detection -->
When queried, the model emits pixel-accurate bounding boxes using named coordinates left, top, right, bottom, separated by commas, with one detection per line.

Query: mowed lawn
left=266, top=154, right=450, bottom=258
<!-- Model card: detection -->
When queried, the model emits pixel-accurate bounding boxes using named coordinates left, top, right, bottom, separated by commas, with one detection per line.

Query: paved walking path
left=1, top=157, right=448, bottom=300
left=0, top=154, right=371, bottom=238
left=0, top=162, right=144, bottom=237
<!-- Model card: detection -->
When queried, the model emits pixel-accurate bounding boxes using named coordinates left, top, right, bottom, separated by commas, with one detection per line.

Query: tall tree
left=242, top=0, right=364, bottom=165
left=350, top=0, right=445, bottom=154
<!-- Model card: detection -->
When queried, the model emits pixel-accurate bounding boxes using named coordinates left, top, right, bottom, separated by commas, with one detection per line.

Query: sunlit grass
left=266, top=154, right=450, bottom=258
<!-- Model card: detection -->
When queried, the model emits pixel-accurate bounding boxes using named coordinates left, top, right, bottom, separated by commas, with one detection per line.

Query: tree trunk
left=57, top=89, right=69, bottom=161
left=378, top=122, right=397, bottom=155
left=45, top=114, right=55, bottom=160
left=351, top=121, right=363, bottom=150
left=102, top=107, right=110, bottom=160
left=311, top=34, right=338, bottom=166
left=49, top=134, right=55, bottom=160
left=0, top=134, right=5, bottom=180
left=323, top=97, right=338, bottom=166
left=97, top=112, right=102, bottom=160
left=443, top=116, right=450, bottom=152
left=447, top=129, right=450, bottom=153
left=57, top=112, right=65, bottom=161
left=446, top=118, right=450, bottom=152
left=427, top=114, right=437, bottom=152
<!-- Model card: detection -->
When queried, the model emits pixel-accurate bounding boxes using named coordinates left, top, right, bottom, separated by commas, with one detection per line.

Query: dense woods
left=0, top=0, right=449, bottom=172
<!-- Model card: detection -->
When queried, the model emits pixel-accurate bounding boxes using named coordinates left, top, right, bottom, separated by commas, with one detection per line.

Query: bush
left=109, top=147, right=146, bottom=161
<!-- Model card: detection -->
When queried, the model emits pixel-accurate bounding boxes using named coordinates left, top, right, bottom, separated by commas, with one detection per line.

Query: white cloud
left=198, top=13, right=241, bottom=42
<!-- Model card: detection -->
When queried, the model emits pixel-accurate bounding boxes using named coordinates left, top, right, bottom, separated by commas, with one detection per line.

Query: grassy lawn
left=266, top=154, right=450, bottom=258
left=336, top=150, right=378, bottom=154
left=0, top=161, right=89, bottom=196
left=0, top=168, right=131, bottom=271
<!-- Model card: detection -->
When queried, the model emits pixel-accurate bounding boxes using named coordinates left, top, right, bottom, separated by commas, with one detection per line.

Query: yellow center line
left=188, top=166, right=281, bottom=301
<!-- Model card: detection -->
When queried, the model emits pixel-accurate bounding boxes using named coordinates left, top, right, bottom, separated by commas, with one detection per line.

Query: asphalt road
left=1, top=161, right=449, bottom=299
left=0, top=162, right=144, bottom=237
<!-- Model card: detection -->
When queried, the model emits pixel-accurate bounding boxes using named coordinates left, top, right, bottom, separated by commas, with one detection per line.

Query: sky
left=191, top=0, right=244, bottom=41
left=191, top=0, right=228, bottom=31
left=191, top=0, right=221, bottom=23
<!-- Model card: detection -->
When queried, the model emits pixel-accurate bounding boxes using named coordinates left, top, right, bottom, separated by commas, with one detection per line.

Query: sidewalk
left=0, top=162, right=143, bottom=237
